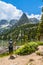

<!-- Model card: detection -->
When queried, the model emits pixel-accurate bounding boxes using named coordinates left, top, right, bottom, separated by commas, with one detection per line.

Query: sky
left=0, top=0, right=43, bottom=20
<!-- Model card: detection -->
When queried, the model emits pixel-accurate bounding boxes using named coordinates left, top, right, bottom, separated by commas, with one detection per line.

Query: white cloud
left=0, top=1, right=23, bottom=20
left=0, top=1, right=41, bottom=20
left=27, top=14, right=41, bottom=20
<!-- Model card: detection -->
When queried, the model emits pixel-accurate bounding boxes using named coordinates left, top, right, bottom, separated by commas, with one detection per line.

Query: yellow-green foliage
left=15, top=42, right=38, bottom=55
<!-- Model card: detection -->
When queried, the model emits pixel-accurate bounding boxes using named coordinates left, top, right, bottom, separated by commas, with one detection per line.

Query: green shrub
left=28, top=42, right=38, bottom=49
left=37, top=41, right=43, bottom=45
left=15, top=42, right=38, bottom=55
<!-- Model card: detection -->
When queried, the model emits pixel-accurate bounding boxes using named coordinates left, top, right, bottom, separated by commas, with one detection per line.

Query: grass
left=36, top=41, right=43, bottom=45
left=0, top=52, right=9, bottom=58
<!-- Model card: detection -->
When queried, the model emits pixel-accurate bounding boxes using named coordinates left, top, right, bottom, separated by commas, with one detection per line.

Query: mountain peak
left=16, top=13, right=30, bottom=26
left=22, top=13, right=27, bottom=16
left=20, top=13, right=28, bottom=19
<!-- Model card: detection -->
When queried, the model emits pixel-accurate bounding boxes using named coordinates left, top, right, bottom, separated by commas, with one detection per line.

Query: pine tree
left=39, top=7, right=43, bottom=34
left=37, top=7, right=43, bottom=40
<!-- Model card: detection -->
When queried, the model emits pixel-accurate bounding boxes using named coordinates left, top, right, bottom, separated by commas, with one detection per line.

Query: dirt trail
left=0, top=46, right=43, bottom=65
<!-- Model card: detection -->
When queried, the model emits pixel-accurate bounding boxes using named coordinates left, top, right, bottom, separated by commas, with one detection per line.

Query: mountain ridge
left=0, top=13, right=39, bottom=32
